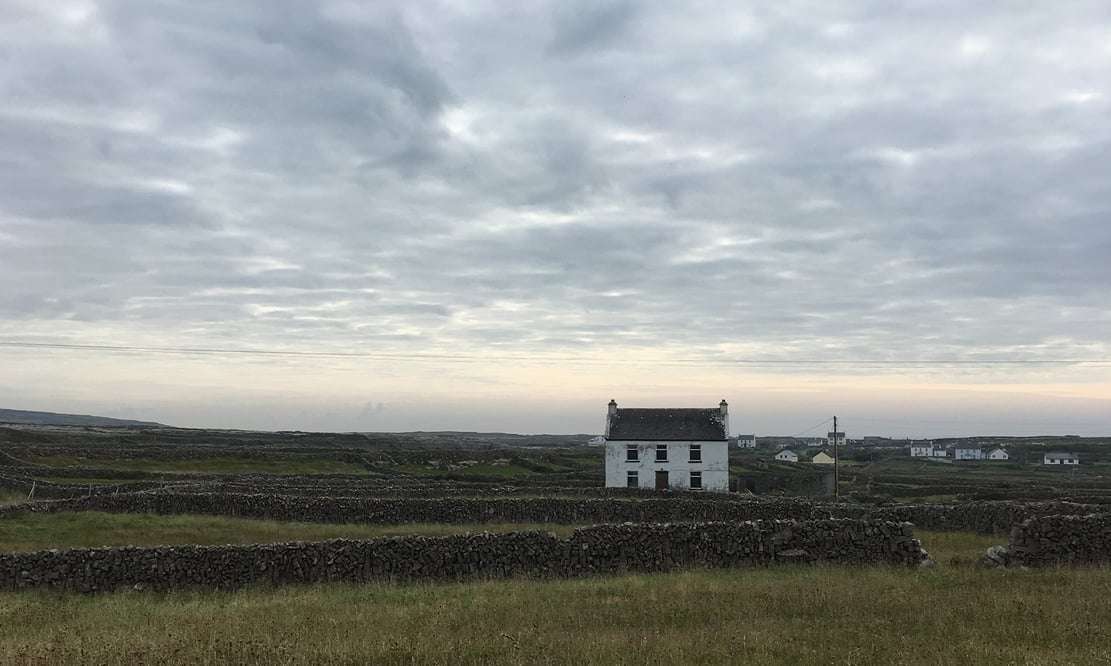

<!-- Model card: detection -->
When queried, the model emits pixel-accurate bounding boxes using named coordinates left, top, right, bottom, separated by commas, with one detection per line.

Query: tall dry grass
left=1, top=565, right=1109, bottom=665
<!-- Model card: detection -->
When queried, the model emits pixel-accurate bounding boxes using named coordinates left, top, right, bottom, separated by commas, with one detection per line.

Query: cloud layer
left=1, top=1, right=1109, bottom=433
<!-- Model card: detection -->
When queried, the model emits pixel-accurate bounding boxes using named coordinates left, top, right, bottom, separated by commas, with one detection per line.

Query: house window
left=627, top=471, right=638, bottom=488
left=690, top=471, right=702, bottom=489
left=626, top=445, right=638, bottom=462
left=656, top=444, right=668, bottom=462
left=689, top=444, right=701, bottom=463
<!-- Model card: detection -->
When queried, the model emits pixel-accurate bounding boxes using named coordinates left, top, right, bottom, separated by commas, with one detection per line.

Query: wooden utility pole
left=833, top=415, right=839, bottom=497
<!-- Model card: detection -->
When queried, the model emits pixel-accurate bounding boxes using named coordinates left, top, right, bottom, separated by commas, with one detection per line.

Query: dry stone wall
left=980, top=513, right=1111, bottom=567
left=5, top=491, right=1102, bottom=536
left=0, top=519, right=931, bottom=593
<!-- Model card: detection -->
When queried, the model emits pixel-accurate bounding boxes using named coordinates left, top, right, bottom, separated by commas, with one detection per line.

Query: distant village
left=594, top=400, right=1087, bottom=493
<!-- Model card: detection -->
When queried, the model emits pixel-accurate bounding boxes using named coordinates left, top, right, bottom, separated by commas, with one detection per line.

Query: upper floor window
left=626, top=445, right=638, bottom=462
left=689, top=444, right=702, bottom=463
left=656, top=444, right=668, bottom=462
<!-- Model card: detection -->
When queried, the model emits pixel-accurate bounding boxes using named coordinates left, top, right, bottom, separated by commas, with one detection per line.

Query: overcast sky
left=1, top=1, right=1109, bottom=437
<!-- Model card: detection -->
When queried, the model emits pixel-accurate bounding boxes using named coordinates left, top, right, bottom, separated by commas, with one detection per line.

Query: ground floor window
left=627, top=471, right=638, bottom=488
left=690, top=471, right=702, bottom=489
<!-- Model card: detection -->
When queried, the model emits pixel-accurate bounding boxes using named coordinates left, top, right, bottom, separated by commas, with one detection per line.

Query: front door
left=655, top=470, right=669, bottom=490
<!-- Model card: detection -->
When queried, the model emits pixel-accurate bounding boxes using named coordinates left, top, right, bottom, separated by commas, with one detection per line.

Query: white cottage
left=603, top=400, right=730, bottom=492
left=736, top=435, right=756, bottom=448
left=1044, top=452, right=1079, bottom=465
left=986, top=448, right=1009, bottom=461
left=775, top=450, right=799, bottom=463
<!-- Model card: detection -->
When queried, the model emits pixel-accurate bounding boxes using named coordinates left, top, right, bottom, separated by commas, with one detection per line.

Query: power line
left=1, top=340, right=1110, bottom=367
left=788, top=417, right=834, bottom=438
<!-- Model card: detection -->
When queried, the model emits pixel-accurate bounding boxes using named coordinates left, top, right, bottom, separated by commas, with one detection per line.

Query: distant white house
left=736, top=435, right=756, bottom=448
left=827, top=431, right=847, bottom=448
left=986, top=448, right=1009, bottom=461
left=910, top=442, right=933, bottom=457
left=930, top=446, right=948, bottom=458
left=954, top=446, right=983, bottom=460
left=811, top=450, right=835, bottom=465
left=588, top=436, right=606, bottom=446
left=775, top=450, right=799, bottom=463
left=1044, top=452, right=1079, bottom=465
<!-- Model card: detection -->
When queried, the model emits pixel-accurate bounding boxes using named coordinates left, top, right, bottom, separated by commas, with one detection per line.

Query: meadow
left=3, top=557, right=1109, bottom=665
left=3, top=425, right=1111, bottom=664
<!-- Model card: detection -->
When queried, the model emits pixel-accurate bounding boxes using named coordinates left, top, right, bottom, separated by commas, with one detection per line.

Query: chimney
left=605, top=399, right=618, bottom=438
left=719, top=399, right=728, bottom=415
left=719, top=399, right=729, bottom=438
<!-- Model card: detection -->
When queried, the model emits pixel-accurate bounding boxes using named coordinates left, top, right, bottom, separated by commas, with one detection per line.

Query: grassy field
left=0, top=513, right=1081, bottom=664
left=0, top=488, right=27, bottom=506
left=35, top=477, right=139, bottom=486
left=1, top=563, right=1109, bottom=664
left=395, top=463, right=537, bottom=477
left=24, top=455, right=372, bottom=476
left=0, top=512, right=586, bottom=552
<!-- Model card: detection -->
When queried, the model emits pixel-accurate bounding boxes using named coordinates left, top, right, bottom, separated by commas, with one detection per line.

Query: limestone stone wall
left=980, top=513, right=1111, bottom=567
left=4, top=491, right=1100, bottom=536
left=0, top=519, right=931, bottom=593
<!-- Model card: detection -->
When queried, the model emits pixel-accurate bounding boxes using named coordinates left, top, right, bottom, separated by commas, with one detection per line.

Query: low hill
left=0, top=409, right=165, bottom=428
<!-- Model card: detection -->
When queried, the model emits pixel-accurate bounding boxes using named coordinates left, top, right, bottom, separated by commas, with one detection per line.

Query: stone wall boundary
left=0, top=519, right=931, bottom=593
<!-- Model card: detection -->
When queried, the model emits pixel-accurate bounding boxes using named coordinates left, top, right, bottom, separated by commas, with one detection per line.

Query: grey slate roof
left=607, top=408, right=727, bottom=441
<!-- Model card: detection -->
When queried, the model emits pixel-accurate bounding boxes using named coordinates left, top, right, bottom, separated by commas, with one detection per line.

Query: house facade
left=954, top=446, right=983, bottom=460
left=736, top=435, right=756, bottom=448
left=827, top=431, right=847, bottom=448
left=1044, top=452, right=1079, bottom=465
left=909, top=443, right=933, bottom=457
left=775, top=450, right=799, bottom=463
left=986, top=448, right=1009, bottom=461
left=603, top=400, right=730, bottom=492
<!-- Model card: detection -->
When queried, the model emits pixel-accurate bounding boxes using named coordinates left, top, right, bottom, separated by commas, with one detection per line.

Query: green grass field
left=0, top=512, right=1091, bottom=664
left=24, top=455, right=372, bottom=476
left=0, top=512, right=584, bottom=552
left=35, top=477, right=139, bottom=486
left=2, top=564, right=1109, bottom=664
left=395, top=463, right=537, bottom=477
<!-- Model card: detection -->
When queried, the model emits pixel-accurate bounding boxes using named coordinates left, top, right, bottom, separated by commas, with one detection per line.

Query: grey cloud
left=547, top=1, right=638, bottom=56
left=1, top=0, right=1110, bottom=428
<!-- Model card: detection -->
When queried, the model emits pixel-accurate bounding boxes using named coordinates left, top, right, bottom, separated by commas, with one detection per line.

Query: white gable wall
left=604, top=440, right=729, bottom=491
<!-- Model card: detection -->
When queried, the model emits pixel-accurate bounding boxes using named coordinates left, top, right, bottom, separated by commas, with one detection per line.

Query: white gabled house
left=827, top=431, right=847, bottom=448
left=986, top=447, right=1009, bottom=461
left=1044, top=452, right=1079, bottom=465
left=775, top=449, right=799, bottom=463
left=603, top=399, right=730, bottom=492
left=736, top=434, right=756, bottom=448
